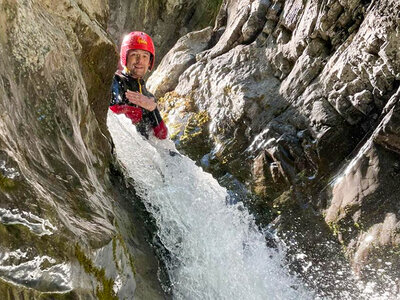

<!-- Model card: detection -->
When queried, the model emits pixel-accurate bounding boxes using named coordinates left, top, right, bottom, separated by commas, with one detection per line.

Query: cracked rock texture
left=149, top=0, right=400, bottom=290
left=0, top=0, right=164, bottom=298
left=108, top=0, right=223, bottom=67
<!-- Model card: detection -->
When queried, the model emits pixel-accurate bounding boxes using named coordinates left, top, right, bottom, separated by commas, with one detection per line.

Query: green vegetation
left=0, top=278, right=34, bottom=299
left=70, top=196, right=94, bottom=221
left=160, top=91, right=212, bottom=161
left=167, top=122, right=183, bottom=140
left=328, top=221, right=341, bottom=238
left=0, top=259, right=79, bottom=299
left=273, top=189, right=295, bottom=211
left=204, top=0, right=224, bottom=27
left=75, top=232, right=136, bottom=300
left=0, top=221, right=70, bottom=261
left=113, top=234, right=136, bottom=275
left=112, top=236, right=120, bottom=272
left=181, top=110, right=210, bottom=142
left=353, top=221, right=363, bottom=231
left=74, top=244, right=117, bottom=300
left=39, top=291, right=80, bottom=300
left=0, top=173, right=16, bottom=191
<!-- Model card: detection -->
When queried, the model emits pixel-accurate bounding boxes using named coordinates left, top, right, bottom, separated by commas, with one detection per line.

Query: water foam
left=108, top=112, right=312, bottom=299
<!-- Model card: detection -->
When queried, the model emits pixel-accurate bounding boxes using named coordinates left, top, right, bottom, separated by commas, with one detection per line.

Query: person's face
left=126, top=49, right=151, bottom=78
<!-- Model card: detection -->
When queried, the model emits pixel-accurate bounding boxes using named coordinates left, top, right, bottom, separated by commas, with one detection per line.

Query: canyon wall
left=148, top=0, right=400, bottom=289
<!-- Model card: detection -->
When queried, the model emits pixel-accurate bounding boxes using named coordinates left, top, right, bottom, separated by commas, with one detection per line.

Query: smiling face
left=126, top=49, right=151, bottom=78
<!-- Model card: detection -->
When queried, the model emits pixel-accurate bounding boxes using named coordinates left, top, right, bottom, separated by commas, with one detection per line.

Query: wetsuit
left=109, top=71, right=168, bottom=139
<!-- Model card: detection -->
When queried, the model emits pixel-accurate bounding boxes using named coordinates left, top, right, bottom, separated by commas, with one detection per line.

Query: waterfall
left=107, top=112, right=312, bottom=299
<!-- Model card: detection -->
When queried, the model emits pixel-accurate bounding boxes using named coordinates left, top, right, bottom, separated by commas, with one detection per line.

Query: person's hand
left=125, top=90, right=157, bottom=111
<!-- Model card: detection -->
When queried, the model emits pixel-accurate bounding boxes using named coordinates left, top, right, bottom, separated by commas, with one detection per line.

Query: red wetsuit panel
left=110, top=105, right=142, bottom=124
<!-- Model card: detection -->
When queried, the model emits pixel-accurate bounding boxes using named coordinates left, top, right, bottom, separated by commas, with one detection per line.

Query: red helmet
left=120, top=31, right=155, bottom=70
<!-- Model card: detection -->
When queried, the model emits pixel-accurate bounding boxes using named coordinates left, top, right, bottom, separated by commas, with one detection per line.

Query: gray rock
left=0, top=0, right=164, bottom=297
left=147, top=27, right=214, bottom=98
left=242, top=0, right=270, bottom=43
left=150, top=0, right=400, bottom=288
left=373, top=87, right=400, bottom=153
left=108, top=0, right=223, bottom=67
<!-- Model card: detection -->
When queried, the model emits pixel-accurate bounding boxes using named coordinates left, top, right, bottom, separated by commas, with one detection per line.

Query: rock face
left=1, top=0, right=398, bottom=296
left=108, top=0, right=223, bottom=67
left=149, top=0, right=400, bottom=290
left=325, top=87, right=400, bottom=285
left=0, top=0, right=163, bottom=298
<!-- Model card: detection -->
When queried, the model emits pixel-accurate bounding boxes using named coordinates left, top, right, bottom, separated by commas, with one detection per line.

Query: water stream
left=107, top=112, right=313, bottom=299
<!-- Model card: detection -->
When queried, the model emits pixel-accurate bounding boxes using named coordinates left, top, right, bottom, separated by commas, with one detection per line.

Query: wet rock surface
left=1, top=0, right=399, bottom=297
left=149, top=0, right=400, bottom=294
left=0, top=0, right=164, bottom=298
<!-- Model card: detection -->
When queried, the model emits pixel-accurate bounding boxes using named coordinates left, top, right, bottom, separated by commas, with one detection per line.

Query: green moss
left=354, top=221, right=363, bottom=231
left=70, top=197, right=94, bottom=221
left=39, top=291, right=79, bottom=300
left=160, top=91, right=212, bottom=161
left=96, top=278, right=116, bottom=300
left=168, top=122, right=183, bottom=140
left=272, top=189, right=295, bottom=210
left=328, top=221, right=341, bottom=239
left=111, top=235, right=136, bottom=275
left=160, top=91, right=196, bottom=115
left=0, top=273, right=80, bottom=299
left=0, top=221, right=71, bottom=262
left=74, top=244, right=117, bottom=300
left=326, top=215, right=364, bottom=247
left=178, top=110, right=212, bottom=161
left=112, top=236, right=120, bottom=272
left=114, top=234, right=136, bottom=275
left=296, top=170, right=308, bottom=182
left=0, top=173, right=17, bottom=191
left=201, top=0, right=224, bottom=27
left=181, top=110, right=210, bottom=143
left=0, top=277, right=34, bottom=299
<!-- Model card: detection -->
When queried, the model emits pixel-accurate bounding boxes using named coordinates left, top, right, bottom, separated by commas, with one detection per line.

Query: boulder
left=0, top=0, right=164, bottom=297
left=108, top=0, right=224, bottom=67
left=150, top=0, right=400, bottom=291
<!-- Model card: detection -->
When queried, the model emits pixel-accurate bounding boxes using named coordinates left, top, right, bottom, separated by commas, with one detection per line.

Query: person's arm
left=151, top=109, right=168, bottom=140
left=126, top=88, right=168, bottom=139
left=109, top=76, right=142, bottom=123
left=125, top=90, right=157, bottom=111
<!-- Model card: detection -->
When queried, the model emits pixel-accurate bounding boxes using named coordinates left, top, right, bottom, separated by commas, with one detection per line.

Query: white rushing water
left=107, top=112, right=313, bottom=300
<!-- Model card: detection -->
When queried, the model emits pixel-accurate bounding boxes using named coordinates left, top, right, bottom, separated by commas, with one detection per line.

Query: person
left=110, top=31, right=168, bottom=139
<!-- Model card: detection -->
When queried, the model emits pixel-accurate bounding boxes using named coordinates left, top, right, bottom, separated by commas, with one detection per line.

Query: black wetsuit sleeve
left=150, top=109, right=164, bottom=127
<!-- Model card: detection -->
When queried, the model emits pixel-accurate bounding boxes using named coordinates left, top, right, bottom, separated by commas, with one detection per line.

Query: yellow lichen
left=180, top=111, right=210, bottom=143
left=223, top=85, right=232, bottom=96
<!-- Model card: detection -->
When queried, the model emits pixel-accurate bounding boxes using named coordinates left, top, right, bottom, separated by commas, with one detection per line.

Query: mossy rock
left=0, top=222, right=72, bottom=261
left=0, top=270, right=82, bottom=299
left=160, top=91, right=213, bottom=161
left=74, top=244, right=118, bottom=300
left=112, top=234, right=136, bottom=275
left=356, top=245, right=400, bottom=293
left=0, top=173, right=17, bottom=191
